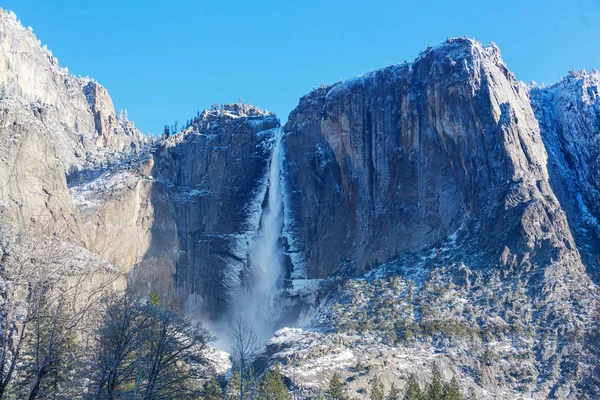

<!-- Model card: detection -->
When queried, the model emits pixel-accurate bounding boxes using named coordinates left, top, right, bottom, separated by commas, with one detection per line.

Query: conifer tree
left=203, top=377, right=222, bottom=400
left=403, top=375, right=424, bottom=400
left=225, top=372, right=241, bottom=400
left=442, top=377, right=464, bottom=400
left=387, top=382, right=400, bottom=400
left=426, top=363, right=443, bottom=400
left=326, top=373, right=347, bottom=400
left=370, top=376, right=385, bottom=400
left=257, top=363, right=291, bottom=400
left=149, top=290, right=161, bottom=306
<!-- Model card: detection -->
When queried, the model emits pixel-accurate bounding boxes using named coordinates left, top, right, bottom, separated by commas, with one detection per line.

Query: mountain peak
left=199, top=102, right=275, bottom=120
left=296, top=37, right=508, bottom=107
left=420, top=36, right=498, bottom=57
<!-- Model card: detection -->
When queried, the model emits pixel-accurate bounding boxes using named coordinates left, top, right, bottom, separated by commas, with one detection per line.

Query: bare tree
left=91, top=294, right=151, bottom=399
left=0, top=224, right=118, bottom=399
left=140, top=302, right=213, bottom=399
left=0, top=235, right=34, bottom=398
left=228, top=317, right=258, bottom=400
left=26, top=287, right=76, bottom=399
left=0, top=227, right=73, bottom=398
left=92, top=293, right=214, bottom=400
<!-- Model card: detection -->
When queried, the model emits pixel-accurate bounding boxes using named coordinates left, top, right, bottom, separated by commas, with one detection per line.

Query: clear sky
left=2, top=0, right=600, bottom=134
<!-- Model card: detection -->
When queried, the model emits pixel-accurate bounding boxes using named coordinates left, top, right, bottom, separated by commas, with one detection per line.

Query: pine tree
left=203, top=377, right=222, bottom=400
left=370, top=376, right=385, bottom=400
left=426, top=364, right=443, bottom=400
left=387, top=382, right=400, bottom=400
left=258, top=363, right=292, bottom=400
left=403, top=375, right=424, bottom=400
left=442, top=377, right=464, bottom=400
left=326, top=373, right=347, bottom=400
left=149, top=290, right=161, bottom=306
left=226, top=372, right=241, bottom=400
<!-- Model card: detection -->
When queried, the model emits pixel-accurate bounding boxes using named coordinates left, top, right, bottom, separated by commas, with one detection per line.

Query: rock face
left=73, top=104, right=281, bottom=318
left=140, top=105, right=280, bottom=316
left=275, top=38, right=600, bottom=399
left=0, top=10, right=283, bottom=320
left=82, top=79, right=143, bottom=152
left=0, top=9, right=144, bottom=236
left=531, top=71, right=600, bottom=280
left=283, top=38, right=582, bottom=279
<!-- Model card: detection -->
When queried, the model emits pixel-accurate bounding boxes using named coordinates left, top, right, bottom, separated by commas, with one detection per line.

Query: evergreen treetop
left=258, top=363, right=292, bottom=400
left=327, top=373, right=347, bottom=400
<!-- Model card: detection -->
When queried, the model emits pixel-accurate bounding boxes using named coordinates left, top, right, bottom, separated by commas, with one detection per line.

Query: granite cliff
left=282, top=39, right=599, bottom=280
left=0, top=8, right=599, bottom=399
left=0, top=9, right=144, bottom=240
left=272, top=39, right=599, bottom=399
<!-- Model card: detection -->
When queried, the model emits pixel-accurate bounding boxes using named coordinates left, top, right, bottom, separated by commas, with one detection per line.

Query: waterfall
left=241, top=127, right=286, bottom=341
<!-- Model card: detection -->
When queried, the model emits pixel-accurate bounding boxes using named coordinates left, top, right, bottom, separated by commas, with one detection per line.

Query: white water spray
left=242, top=128, right=286, bottom=341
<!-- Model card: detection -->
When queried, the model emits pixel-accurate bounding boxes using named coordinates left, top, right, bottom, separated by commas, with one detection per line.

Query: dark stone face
left=283, top=39, right=489, bottom=277
left=281, top=38, right=590, bottom=279
left=132, top=107, right=280, bottom=318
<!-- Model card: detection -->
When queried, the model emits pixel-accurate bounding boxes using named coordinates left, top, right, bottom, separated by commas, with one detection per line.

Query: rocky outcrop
left=282, top=38, right=590, bottom=282
left=276, top=38, right=600, bottom=398
left=143, top=104, right=280, bottom=316
left=73, top=104, right=280, bottom=317
left=82, top=79, right=143, bottom=152
left=0, top=9, right=144, bottom=235
left=531, top=70, right=600, bottom=280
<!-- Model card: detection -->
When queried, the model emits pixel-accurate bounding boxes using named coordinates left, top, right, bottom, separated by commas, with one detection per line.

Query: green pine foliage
left=225, top=372, right=241, bottom=400
left=387, top=382, right=401, bottom=400
left=327, top=373, right=348, bottom=400
left=203, top=377, right=222, bottom=400
left=399, top=365, right=466, bottom=400
left=442, top=377, right=464, bottom=400
left=258, top=363, right=292, bottom=400
left=370, top=376, right=385, bottom=400
left=403, top=375, right=424, bottom=400
left=149, top=289, right=161, bottom=306
left=426, top=363, right=444, bottom=400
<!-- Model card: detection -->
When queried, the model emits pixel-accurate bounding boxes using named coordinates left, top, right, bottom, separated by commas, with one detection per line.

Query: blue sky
left=3, top=0, right=600, bottom=134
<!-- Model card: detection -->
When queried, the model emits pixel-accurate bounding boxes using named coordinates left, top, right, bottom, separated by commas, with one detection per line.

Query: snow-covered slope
left=531, top=70, right=600, bottom=279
